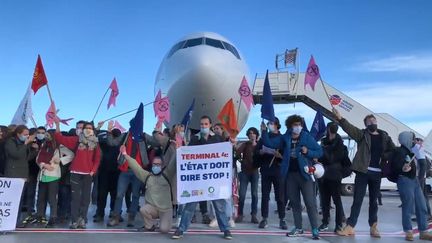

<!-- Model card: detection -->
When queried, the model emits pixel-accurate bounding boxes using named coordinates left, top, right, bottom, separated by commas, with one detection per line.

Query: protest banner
left=176, top=142, right=232, bottom=204
left=0, top=178, right=25, bottom=231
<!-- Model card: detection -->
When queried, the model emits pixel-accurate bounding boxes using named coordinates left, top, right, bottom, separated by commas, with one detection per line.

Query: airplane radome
left=155, top=32, right=251, bottom=132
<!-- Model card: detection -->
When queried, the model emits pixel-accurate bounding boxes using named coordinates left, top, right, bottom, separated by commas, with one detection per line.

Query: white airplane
left=154, top=32, right=251, bottom=132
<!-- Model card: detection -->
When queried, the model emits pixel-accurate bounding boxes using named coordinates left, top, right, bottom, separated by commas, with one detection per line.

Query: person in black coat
left=318, top=122, right=349, bottom=233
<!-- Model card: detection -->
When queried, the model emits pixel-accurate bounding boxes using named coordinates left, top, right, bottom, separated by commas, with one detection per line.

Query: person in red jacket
left=54, top=120, right=100, bottom=229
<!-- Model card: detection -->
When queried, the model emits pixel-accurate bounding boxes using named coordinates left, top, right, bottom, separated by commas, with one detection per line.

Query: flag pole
left=46, top=83, right=54, bottom=104
left=102, top=100, right=155, bottom=122
left=92, top=87, right=110, bottom=122
left=318, top=74, right=334, bottom=109
left=30, top=115, right=38, bottom=128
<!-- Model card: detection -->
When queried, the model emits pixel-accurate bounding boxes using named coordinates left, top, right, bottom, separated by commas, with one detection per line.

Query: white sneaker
left=209, top=219, right=218, bottom=228
left=229, top=219, right=236, bottom=228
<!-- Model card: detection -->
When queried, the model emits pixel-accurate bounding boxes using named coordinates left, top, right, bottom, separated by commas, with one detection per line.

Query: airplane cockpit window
left=167, top=37, right=241, bottom=60
left=222, top=41, right=241, bottom=60
left=167, top=41, right=186, bottom=58
left=183, top=38, right=204, bottom=48
left=204, top=38, right=225, bottom=50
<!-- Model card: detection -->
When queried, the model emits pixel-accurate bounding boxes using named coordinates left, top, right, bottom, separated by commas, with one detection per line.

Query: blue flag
left=129, top=103, right=144, bottom=142
left=181, top=98, right=195, bottom=127
left=261, top=70, right=275, bottom=122
left=310, top=110, right=326, bottom=141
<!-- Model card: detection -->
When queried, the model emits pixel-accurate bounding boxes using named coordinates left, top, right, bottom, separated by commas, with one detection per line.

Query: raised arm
left=333, top=108, right=364, bottom=142
left=120, top=145, right=149, bottom=182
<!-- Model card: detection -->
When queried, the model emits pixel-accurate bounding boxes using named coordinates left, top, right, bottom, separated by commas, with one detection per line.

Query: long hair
left=13, top=125, right=28, bottom=138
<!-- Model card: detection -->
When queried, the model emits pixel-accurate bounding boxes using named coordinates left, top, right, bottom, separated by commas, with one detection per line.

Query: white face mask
left=268, top=124, right=275, bottom=133
left=36, top=134, right=46, bottom=141
left=76, top=128, right=83, bottom=136
left=292, top=125, right=302, bottom=135
left=179, top=131, right=185, bottom=138
left=200, top=127, right=210, bottom=135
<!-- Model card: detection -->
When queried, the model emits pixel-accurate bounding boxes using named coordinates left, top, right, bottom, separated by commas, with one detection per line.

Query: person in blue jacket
left=260, top=114, right=323, bottom=240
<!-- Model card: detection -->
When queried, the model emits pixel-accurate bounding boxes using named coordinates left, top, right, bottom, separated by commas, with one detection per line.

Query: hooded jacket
left=391, top=131, right=417, bottom=179
left=319, top=134, right=350, bottom=181
left=338, top=118, right=395, bottom=173
left=261, top=129, right=323, bottom=180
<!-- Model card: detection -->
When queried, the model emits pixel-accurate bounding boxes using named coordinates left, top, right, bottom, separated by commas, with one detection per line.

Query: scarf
left=78, top=133, right=98, bottom=150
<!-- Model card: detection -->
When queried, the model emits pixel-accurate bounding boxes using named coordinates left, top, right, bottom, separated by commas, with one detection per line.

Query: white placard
left=177, top=142, right=232, bottom=204
left=0, top=178, right=25, bottom=231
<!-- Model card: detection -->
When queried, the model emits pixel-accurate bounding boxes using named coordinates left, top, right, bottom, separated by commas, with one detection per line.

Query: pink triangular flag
left=46, top=101, right=73, bottom=128
left=113, top=120, right=126, bottom=133
left=107, top=78, right=119, bottom=109
left=154, top=90, right=170, bottom=123
left=238, top=76, right=254, bottom=111
left=153, top=90, right=162, bottom=117
left=304, top=55, right=320, bottom=91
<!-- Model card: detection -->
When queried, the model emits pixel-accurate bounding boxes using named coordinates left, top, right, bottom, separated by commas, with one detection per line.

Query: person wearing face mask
left=235, top=127, right=260, bottom=225
left=4, top=125, right=39, bottom=227
left=117, top=125, right=181, bottom=233
left=35, top=130, right=74, bottom=227
left=92, top=127, right=122, bottom=223
left=317, top=122, right=349, bottom=233
left=105, top=119, right=167, bottom=228
left=54, top=120, right=101, bottom=229
left=173, top=115, right=233, bottom=240
left=254, top=118, right=287, bottom=229
left=333, top=108, right=395, bottom=237
left=390, top=131, right=432, bottom=241
left=260, top=115, right=323, bottom=240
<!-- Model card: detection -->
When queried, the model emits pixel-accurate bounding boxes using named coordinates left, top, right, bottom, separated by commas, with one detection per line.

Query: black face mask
left=329, top=124, right=338, bottom=134
left=367, top=124, right=378, bottom=133
left=112, top=129, right=121, bottom=138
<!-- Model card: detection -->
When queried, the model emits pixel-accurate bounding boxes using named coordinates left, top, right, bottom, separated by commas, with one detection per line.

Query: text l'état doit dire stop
left=179, top=152, right=231, bottom=181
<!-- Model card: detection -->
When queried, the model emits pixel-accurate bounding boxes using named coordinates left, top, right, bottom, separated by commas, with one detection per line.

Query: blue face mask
left=152, top=166, right=162, bottom=175
left=19, top=135, right=28, bottom=143
left=200, top=127, right=210, bottom=135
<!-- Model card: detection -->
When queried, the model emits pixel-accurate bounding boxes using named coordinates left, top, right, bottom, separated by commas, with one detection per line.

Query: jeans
left=70, top=173, right=93, bottom=222
left=397, top=176, right=428, bottom=232
left=287, top=172, right=319, bottom=229
left=318, top=179, right=344, bottom=226
left=346, top=170, right=381, bottom=227
left=179, top=199, right=229, bottom=232
left=238, top=171, right=259, bottom=216
left=209, top=198, right=233, bottom=219
left=113, top=170, right=142, bottom=217
left=261, top=174, right=285, bottom=219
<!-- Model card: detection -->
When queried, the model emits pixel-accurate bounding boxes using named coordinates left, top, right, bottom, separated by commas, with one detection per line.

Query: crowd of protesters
left=1, top=109, right=432, bottom=241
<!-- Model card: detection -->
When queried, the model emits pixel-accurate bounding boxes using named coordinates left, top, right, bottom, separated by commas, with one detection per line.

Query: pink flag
left=113, top=120, right=126, bottom=133
left=304, top=55, right=320, bottom=91
left=46, top=101, right=73, bottom=128
left=107, top=78, right=119, bottom=109
left=154, top=90, right=170, bottom=123
left=155, top=117, right=164, bottom=131
left=238, top=76, right=254, bottom=111
left=153, top=90, right=162, bottom=117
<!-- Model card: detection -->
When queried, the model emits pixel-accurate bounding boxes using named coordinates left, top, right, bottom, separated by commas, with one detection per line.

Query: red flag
left=238, top=76, right=254, bottom=111
left=154, top=90, right=170, bottom=123
left=304, top=55, right=320, bottom=91
left=107, top=78, right=119, bottom=109
left=31, top=55, right=48, bottom=94
left=217, top=98, right=239, bottom=138
left=45, top=101, right=73, bottom=128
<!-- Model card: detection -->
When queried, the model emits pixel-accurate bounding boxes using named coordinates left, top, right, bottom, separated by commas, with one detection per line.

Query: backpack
left=341, top=146, right=352, bottom=178
left=381, top=148, right=399, bottom=183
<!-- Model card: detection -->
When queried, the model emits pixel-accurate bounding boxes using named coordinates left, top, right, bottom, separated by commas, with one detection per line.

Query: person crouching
left=118, top=142, right=176, bottom=233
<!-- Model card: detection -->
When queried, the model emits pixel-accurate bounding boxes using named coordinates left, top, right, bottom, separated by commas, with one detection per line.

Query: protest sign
left=176, top=142, right=232, bottom=204
left=0, top=178, right=25, bottom=231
